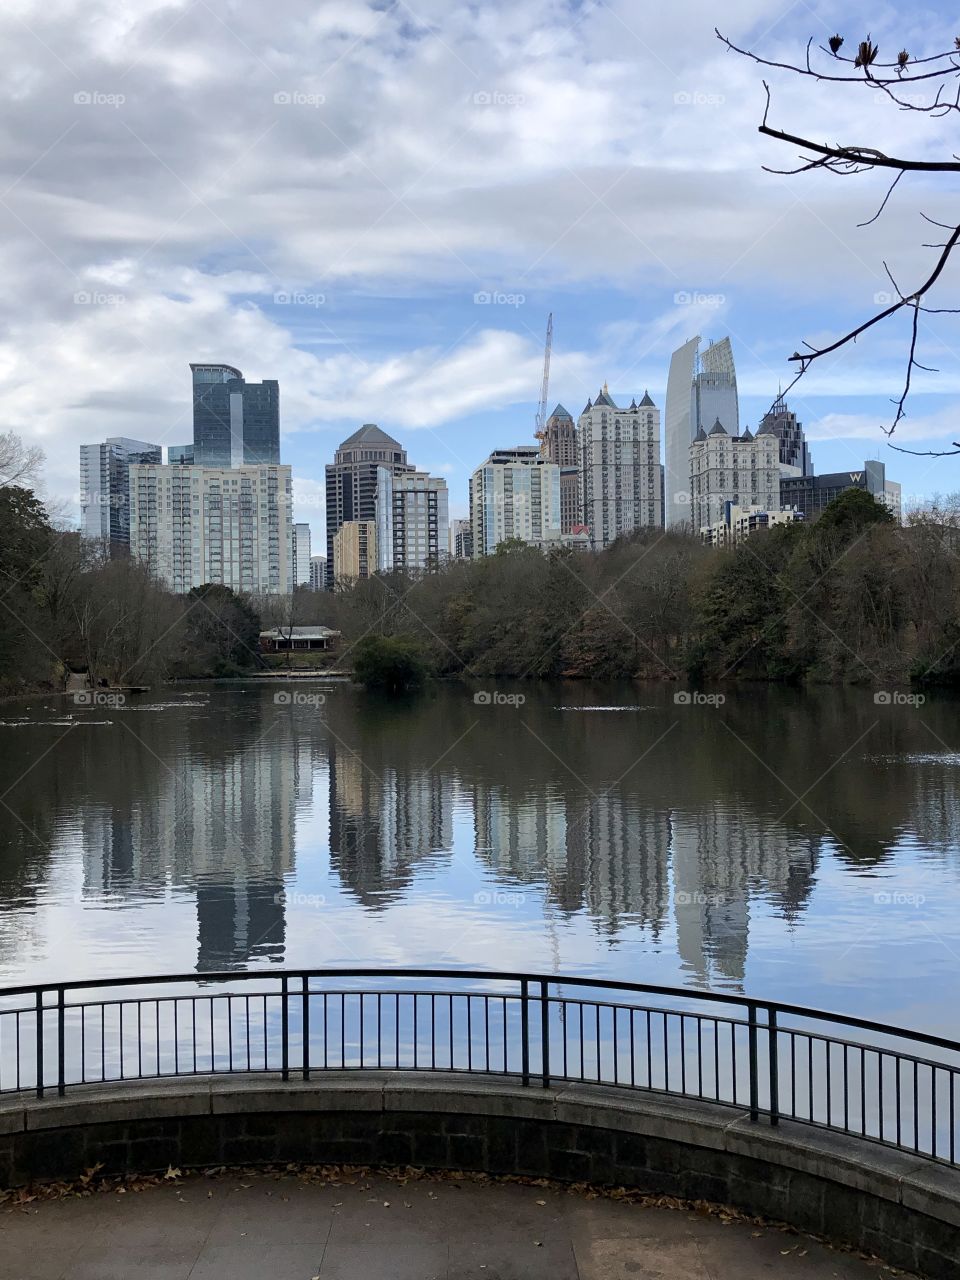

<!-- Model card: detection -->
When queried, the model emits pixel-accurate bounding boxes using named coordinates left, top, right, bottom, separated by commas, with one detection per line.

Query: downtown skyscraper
left=577, top=386, right=662, bottom=549
left=664, top=337, right=739, bottom=528
left=79, top=436, right=162, bottom=554
left=324, top=424, right=413, bottom=587
left=171, top=363, right=280, bottom=467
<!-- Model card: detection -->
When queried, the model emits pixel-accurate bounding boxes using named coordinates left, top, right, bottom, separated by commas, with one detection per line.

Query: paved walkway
left=0, top=1170, right=906, bottom=1279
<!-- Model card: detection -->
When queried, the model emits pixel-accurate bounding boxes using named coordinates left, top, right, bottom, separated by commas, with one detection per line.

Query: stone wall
left=0, top=1075, right=956, bottom=1279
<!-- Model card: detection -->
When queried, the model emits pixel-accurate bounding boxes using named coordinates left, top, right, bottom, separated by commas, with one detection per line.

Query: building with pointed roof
left=689, top=420, right=780, bottom=533
left=757, top=392, right=813, bottom=475
left=577, top=388, right=663, bottom=549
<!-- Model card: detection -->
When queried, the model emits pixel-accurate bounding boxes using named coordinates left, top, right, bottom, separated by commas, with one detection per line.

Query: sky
left=4, top=0, right=960, bottom=541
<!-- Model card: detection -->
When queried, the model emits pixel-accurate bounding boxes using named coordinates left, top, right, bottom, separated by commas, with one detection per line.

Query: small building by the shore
left=259, top=626, right=341, bottom=653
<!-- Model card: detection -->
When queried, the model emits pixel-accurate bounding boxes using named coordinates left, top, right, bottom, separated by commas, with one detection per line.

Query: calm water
left=0, top=681, right=959, bottom=1037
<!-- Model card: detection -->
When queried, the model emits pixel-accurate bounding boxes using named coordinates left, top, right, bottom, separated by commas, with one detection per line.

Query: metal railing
left=1, top=968, right=957, bottom=1166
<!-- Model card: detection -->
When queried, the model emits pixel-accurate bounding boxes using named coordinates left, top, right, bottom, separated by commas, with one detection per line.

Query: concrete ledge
left=0, top=1072, right=956, bottom=1277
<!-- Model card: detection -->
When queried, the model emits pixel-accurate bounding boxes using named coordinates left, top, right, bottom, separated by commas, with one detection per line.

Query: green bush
left=352, top=635, right=429, bottom=694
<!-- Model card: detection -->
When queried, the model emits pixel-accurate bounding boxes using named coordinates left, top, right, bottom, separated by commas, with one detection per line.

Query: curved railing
left=2, top=968, right=958, bottom=1166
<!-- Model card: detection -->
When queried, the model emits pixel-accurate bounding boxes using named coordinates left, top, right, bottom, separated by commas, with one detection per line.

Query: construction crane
left=533, top=312, right=553, bottom=443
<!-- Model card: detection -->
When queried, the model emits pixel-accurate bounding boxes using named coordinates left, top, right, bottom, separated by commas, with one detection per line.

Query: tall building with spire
left=664, top=337, right=739, bottom=528
left=324, top=424, right=413, bottom=588
left=758, top=391, right=813, bottom=476
left=577, top=384, right=662, bottom=549
left=537, top=404, right=580, bottom=532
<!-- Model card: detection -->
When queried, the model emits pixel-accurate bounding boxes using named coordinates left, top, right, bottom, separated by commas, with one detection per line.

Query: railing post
left=768, top=1007, right=779, bottom=1127
left=520, top=979, right=530, bottom=1086
left=35, top=990, right=44, bottom=1099
left=281, top=975, right=289, bottom=1082
left=540, top=980, right=550, bottom=1088
left=302, top=977, right=310, bottom=1081
left=57, top=988, right=65, bottom=1098
left=748, top=1002, right=759, bottom=1122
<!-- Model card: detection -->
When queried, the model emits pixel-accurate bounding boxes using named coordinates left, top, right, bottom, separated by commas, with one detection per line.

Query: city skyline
left=5, top=2, right=955, bottom=543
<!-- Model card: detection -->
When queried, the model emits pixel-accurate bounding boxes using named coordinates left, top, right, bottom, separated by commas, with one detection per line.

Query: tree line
left=4, top=459, right=959, bottom=696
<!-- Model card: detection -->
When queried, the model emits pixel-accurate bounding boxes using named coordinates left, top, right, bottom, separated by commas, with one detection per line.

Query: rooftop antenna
left=534, top=312, right=553, bottom=443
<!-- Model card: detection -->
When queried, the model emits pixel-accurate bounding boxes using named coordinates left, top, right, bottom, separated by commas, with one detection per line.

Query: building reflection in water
left=328, top=745, right=453, bottom=908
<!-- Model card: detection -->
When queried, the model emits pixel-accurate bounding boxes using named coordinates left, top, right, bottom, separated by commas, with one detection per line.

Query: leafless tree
left=717, top=27, right=960, bottom=455
left=0, top=430, right=44, bottom=487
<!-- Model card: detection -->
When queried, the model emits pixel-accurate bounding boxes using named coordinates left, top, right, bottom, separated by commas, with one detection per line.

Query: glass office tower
left=190, top=364, right=279, bottom=466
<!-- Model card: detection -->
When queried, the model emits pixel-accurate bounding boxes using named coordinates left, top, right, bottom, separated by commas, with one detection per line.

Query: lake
left=0, top=680, right=958, bottom=1038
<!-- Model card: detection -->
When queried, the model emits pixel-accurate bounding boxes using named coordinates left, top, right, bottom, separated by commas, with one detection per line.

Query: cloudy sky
left=5, top=0, right=960, bottom=536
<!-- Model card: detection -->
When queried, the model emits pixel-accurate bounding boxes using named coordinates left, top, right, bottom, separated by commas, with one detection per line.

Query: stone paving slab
left=0, top=1171, right=912, bottom=1280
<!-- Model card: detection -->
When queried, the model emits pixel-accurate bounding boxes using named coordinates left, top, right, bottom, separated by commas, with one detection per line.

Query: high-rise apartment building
left=292, top=522, right=312, bottom=586
left=577, top=386, right=662, bottom=549
left=309, top=555, right=327, bottom=590
left=129, top=462, right=293, bottom=594
left=375, top=469, right=448, bottom=572
left=333, top=520, right=377, bottom=583
left=664, top=337, right=739, bottom=527
left=190, top=363, right=280, bottom=467
left=80, top=437, right=162, bottom=554
left=325, top=424, right=413, bottom=588
left=757, top=392, right=813, bottom=476
left=469, top=447, right=561, bottom=557
left=449, top=517, right=473, bottom=560
left=689, top=419, right=780, bottom=532
left=537, top=404, right=579, bottom=532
